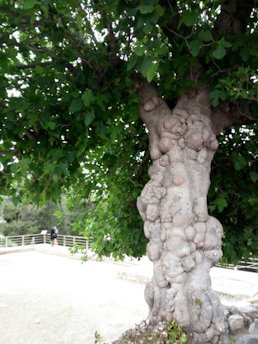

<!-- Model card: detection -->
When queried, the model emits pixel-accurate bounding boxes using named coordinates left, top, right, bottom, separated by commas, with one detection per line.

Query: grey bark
left=137, top=84, right=231, bottom=343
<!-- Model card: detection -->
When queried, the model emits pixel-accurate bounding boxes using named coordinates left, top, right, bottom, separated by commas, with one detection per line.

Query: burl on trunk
left=137, top=83, right=230, bottom=344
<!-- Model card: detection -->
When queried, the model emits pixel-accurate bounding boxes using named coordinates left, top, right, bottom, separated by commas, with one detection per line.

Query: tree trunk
left=137, top=85, right=230, bottom=343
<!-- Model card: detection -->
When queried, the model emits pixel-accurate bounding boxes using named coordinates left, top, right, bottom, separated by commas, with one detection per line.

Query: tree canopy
left=0, top=0, right=257, bottom=261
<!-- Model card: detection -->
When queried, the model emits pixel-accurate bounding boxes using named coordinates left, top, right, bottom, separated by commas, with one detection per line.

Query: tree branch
left=99, top=3, right=120, bottom=65
left=62, top=31, right=99, bottom=70
left=158, top=0, right=180, bottom=42
left=211, top=101, right=257, bottom=135
left=13, top=61, right=53, bottom=70
left=0, top=6, right=21, bottom=17
left=9, top=41, right=51, bottom=54
left=214, top=0, right=255, bottom=36
left=0, top=148, right=21, bottom=157
left=75, top=0, right=100, bottom=48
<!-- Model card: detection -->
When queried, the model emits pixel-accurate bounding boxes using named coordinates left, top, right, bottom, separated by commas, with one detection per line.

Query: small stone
left=235, top=301, right=258, bottom=320
left=249, top=319, right=258, bottom=334
left=249, top=322, right=255, bottom=334
left=237, top=335, right=258, bottom=344
left=229, top=314, right=245, bottom=333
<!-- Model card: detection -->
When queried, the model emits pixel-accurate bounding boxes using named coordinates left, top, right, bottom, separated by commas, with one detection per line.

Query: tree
left=0, top=1, right=257, bottom=342
left=0, top=196, right=81, bottom=236
left=0, top=197, right=39, bottom=235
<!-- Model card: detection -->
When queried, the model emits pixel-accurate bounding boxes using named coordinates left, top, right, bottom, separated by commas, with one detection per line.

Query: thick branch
left=158, top=0, right=181, bottom=42
left=214, top=0, right=255, bottom=36
left=136, top=81, right=160, bottom=107
left=136, top=81, right=171, bottom=127
left=211, top=102, right=257, bottom=135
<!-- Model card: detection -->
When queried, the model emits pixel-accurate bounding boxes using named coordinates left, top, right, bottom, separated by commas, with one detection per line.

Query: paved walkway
left=0, top=249, right=148, bottom=344
left=1, top=245, right=258, bottom=344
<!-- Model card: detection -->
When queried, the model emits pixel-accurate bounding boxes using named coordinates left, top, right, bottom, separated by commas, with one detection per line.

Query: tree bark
left=137, top=83, right=231, bottom=343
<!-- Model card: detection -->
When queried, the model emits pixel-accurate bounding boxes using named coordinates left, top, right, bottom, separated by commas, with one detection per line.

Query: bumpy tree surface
left=137, top=84, right=230, bottom=343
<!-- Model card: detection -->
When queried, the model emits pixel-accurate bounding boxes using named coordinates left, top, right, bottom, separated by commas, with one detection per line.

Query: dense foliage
left=0, top=196, right=84, bottom=236
left=0, top=0, right=257, bottom=261
left=210, top=127, right=258, bottom=264
left=0, top=197, right=85, bottom=236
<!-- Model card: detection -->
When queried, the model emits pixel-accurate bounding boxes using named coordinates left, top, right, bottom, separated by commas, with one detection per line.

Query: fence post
left=22, top=235, right=24, bottom=246
left=5, top=236, right=8, bottom=247
left=86, top=239, right=89, bottom=251
left=64, top=236, right=66, bottom=247
left=43, top=234, right=46, bottom=244
left=32, top=237, right=35, bottom=248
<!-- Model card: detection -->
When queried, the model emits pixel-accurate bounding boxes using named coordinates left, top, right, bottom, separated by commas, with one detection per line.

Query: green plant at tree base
left=165, top=320, right=187, bottom=344
left=94, top=331, right=102, bottom=344
left=229, top=335, right=237, bottom=344
left=118, top=320, right=187, bottom=344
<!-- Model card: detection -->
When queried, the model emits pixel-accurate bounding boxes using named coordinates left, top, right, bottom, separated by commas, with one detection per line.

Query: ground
left=0, top=250, right=148, bottom=344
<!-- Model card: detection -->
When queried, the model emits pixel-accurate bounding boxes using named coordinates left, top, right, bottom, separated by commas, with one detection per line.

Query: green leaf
left=140, top=56, right=152, bottom=77
left=24, top=0, right=38, bottom=9
left=95, top=121, right=107, bottom=138
left=134, top=46, right=145, bottom=57
left=219, top=90, right=227, bottom=101
left=44, top=163, right=55, bottom=174
left=84, top=110, right=95, bottom=126
left=146, top=61, right=159, bottom=82
left=155, top=4, right=164, bottom=16
left=181, top=10, right=198, bottom=27
left=127, top=54, right=138, bottom=71
left=212, top=46, right=226, bottom=59
left=209, top=89, right=227, bottom=106
left=82, top=89, right=94, bottom=107
left=198, top=30, right=213, bottom=42
left=221, top=40, right=232, bottom=48
left=138, top=5, right=154, bottom=14
left=217, top=196, right=228, bottom=212
left=52, top=174, right=59, bottom=182
left=69, top=98, right=83, bottom=113
left=188, top=39, right=202, bottom=57
left=232, top=153, right=247, bottom=171
left=212, top=40, right=231, bottom=59
left=143, top=19, right=153, bottom=34
left=250, top=171, right=258, bottom=183
left=34, top=66, right=44, bottom=75
left=210, top=90, right=219, bottom=107
left=195, top=298, right=202, bottom=305
left=47, top=121, right=56, bottom=130
left=240, top=46, right=250, bottom=62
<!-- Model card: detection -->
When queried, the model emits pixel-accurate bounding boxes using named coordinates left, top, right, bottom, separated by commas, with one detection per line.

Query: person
left=50, top=226, right=58, bottom=246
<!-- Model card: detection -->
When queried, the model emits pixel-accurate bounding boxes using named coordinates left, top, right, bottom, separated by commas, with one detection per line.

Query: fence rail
left=218, top=257, right=258, bottom=273
left=0, top=234, right=91, bottom=251
left=0, top=234, right=258, bottom=272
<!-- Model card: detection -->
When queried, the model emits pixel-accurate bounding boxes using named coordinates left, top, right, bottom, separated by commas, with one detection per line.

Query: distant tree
left=0, top=198, right=39, bottom=235
left=0, top=197, right=85, bottom=236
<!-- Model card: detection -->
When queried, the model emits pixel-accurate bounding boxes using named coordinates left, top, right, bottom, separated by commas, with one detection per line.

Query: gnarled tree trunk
left=137, top=84, right=231, bottom=344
